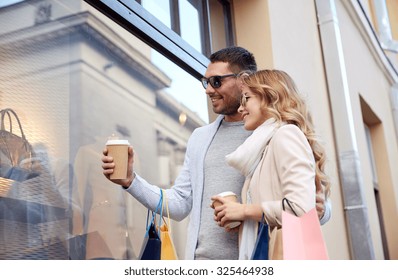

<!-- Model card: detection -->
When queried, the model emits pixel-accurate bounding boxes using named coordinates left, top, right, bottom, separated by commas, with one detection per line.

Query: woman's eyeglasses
left=240, top=94, right=251, bottom=107
left=201, top=74, right=237, bottom=89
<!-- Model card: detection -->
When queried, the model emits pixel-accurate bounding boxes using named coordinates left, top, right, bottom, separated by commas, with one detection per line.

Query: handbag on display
left=0, top=110, right=70, bottom=259
left=159, top=189, right=178, bottom=260
left=138, top=190, right=163, bottom=260
left=0, top=108, right=39, bottom=181
left=281, top=198, right=329, bottom=260
left=250, top=214, right=269, bottom=260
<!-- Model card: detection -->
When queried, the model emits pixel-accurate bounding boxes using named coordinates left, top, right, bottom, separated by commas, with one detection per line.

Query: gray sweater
left=127, top=115, right=250, bottom=259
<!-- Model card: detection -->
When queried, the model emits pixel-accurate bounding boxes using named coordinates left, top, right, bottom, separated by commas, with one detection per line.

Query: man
left=101, top=46, right=330, bottom=260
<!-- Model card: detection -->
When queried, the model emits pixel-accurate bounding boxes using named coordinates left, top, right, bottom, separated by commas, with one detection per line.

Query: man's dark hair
left=209, top=46, right=257, bottom=74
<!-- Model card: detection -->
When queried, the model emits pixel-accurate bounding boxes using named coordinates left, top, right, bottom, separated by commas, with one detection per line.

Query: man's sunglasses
left=201, top=74, right=237, bottom=89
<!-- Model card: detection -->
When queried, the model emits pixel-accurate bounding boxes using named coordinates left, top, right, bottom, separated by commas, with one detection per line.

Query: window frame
left=84, top=0, right=209, bottom=79
left=219, top=0, right=235, bottom=48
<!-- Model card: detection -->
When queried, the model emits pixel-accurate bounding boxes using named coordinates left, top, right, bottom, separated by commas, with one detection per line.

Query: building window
left=138, top=0, right=234, bottom=56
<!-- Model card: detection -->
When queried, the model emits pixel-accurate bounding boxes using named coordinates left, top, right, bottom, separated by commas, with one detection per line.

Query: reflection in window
left=0, top=0, right=205, bottom=260
left=179, top=0, right=202, bottom=53
left=140, top=0, right=206, bottom=55
left=0, top=0, right=23, bottom=8
left=208, top=0, right=231, bottom=51
left=151, top=50, right=208, bottom=123
left=139, top=0, right=234, bottom=56
left=141, top=0, right=171, bottom=28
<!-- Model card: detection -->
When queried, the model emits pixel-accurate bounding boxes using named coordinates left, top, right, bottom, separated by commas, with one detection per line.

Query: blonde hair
left=240, top=69, right=330, bottom=197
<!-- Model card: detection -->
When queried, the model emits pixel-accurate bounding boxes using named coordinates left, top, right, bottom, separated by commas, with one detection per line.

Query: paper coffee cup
left=106, top=139, right=130, bottom=179
left=211, top=191, right=241, bottom=229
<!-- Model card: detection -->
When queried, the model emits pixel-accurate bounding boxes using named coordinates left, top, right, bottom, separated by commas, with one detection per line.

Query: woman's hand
left=211, top=196, right=246, bottom=228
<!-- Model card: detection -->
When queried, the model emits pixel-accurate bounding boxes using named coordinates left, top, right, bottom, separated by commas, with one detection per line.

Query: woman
left=212, top=69, right=330, bottom=259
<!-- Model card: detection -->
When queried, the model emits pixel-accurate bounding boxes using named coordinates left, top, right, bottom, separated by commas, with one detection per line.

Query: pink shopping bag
left=282, top=205, right=329, bottom=260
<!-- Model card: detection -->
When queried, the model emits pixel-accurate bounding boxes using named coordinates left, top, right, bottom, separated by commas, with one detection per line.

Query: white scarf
left=226, top=118, right=282, bottom=260
left=226, top=118, right=281, bottom=259
left=226, top=118, right=280, bottom=178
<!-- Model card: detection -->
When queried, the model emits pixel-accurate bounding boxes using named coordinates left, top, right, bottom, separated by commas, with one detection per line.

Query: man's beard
left=213, top=97, right=240, bottom=116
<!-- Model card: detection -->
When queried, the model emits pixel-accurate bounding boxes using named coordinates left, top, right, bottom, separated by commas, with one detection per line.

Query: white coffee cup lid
left=106, top=139, right=130, bottom=145
left=216, top=191, right=237, bottom=197
left=211, top=191, right=237, bottom=208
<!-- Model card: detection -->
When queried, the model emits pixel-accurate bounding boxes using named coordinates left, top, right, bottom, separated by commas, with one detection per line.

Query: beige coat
left=240, top=124, right=316, bottom=235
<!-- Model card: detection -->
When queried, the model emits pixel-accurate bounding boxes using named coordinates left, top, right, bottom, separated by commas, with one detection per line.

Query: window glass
left=0, top=0, right=206, bottom=260
left=209, top=0, right=228, bottom=50
left=141, top=0, right=171, bottom=28
left=1, top=0, right=23, bottom=7
left=138, top=0, right=207, bottom=122
left=179, top=0, right=202, bottom=53
left=151, top=51, right=207, bottom=123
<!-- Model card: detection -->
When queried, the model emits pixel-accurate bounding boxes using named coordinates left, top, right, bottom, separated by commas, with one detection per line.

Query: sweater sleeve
left=320, top=198, right=332, bottom=225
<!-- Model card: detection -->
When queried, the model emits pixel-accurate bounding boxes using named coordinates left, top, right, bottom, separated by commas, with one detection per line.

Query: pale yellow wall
left=386, top=0, right=398, bottom=40
left=230, top=0, right=398, bottom=260
left=336, top=0, right=398, bottom=259
left=232, top=0, right=273, bottom=69
left=371, top=122, right=398, bottom=259
left=209, top=0, right=227, bottom=52
left=267, top=0, right=350, bottom=260
left=386, top=0, right=398, bottom=67
left=231, top=0, right=350, bottom=259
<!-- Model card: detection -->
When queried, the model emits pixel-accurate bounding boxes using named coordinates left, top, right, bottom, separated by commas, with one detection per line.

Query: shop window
left=0, top=0, right=207, bottom=260
left=0, top=0, right=235, bottom=261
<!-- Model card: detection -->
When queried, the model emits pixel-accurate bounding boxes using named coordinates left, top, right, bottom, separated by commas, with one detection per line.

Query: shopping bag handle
left=161, top=189, right=172, bottom=234
left=145, top=190, right=163, bottom=237
left=282, top=198, right=298, bottom=217
left=0, top=108, right=27, bottom=139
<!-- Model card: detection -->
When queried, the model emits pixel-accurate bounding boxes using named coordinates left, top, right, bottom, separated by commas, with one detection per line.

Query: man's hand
left=102, top=146, right=135, bottom=188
